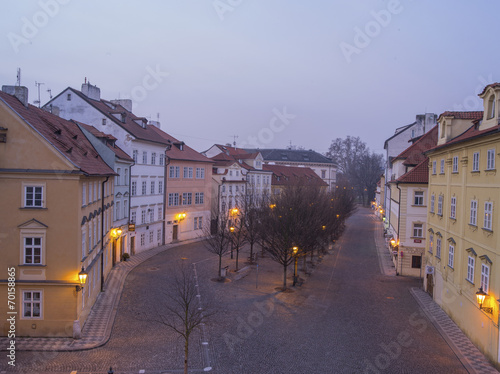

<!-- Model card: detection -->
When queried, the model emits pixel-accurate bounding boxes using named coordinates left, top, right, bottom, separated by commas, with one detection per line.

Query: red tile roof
left=263, top=164, right=327, bottom=187
left=213, top=144, right=255, bottom=157
left=148, top=125, right=213, bottom=163
left=77, top=122, right=133, bottom=162
left=479, top=83, right=500, bottom=96
left=393, top=125, right=438, bottom=166
left=396, top=158, right=429, bottom=184
left=427, top=122, right=500, bottom=153
left=438, top=111, right=483, bottom=120
left=0, top=91, right=116, bottom=176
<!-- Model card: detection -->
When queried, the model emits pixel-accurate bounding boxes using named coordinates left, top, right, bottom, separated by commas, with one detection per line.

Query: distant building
left=263, top=164, right=328, bottom=194
left=0, top=86, right=116, bottom=338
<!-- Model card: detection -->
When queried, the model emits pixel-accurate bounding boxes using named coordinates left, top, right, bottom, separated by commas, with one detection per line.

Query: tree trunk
left=249, top=242, right=254, bottom=263
left=218, top=253, right=222, bottom=279
left=283, top=263, right=287, bottom=290
left=184, top=336, right=189, bottom=374
left=236, top=245, right=239, bottom=271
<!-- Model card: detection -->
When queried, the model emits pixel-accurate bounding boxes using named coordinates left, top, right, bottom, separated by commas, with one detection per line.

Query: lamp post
left=76, top=266, right=88, bottom=292
left=230, top=226, right=235, bottom=259
left=476, top=287, right=493, bottom=313
left=292, top=246, right=298, bottom=286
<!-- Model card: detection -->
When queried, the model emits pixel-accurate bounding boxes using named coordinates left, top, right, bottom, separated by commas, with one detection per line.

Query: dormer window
left=121, top=113, right=126, bottom=123
left=487, top=95, right=496, bottom=119
left=102, top=118, right=106, bottom=126
left=440, top=121, right=446, bottom=138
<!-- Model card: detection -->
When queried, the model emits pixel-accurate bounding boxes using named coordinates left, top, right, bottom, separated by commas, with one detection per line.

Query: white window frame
left=131, top=181, right=137, bottom=196
left=452, top=156, right=458, bottom=173
left=414, top=191, right=424, bottom=206
left=428, top=234, right=433, bottom=254
left=23, top=236, right=43, bottom=265
left=440, top=159, right=445, bottom=174
left=472, top=152, right=480, bottom=172
left=413, top=223, right=423, bottom=238
left=487, top=149, right=495, bottom=170
left=196, top=167, right=205, bottom=179
left=481, top=264, right=490, bottom=293
left=82, top=183, right=86, bottom=206
left=484, top=201, right=493, bottom=230
left=432, top=161, right=436, bottom=174
left=142, top=151, right=148, bottom=164
left=142, top=181, right=147, bottom=195
left=448, top=244, right=454, bottom=268
left=151, top=152, right=156, bottom=165
left=158, top=181, right=163, bottom=194
left=151, top=181, right=155, bottom=195
left=24, top=184, right=44, bottom=208
left=450, top=197, right=456, bottom=219
left=168, top=193, right=180, bottom=206
left=430, top=194, right=435, bottom=213
left=436, top=237, right=441, bottom=259
left=470, top=200, right=477, bottom=226
left=467, top=256, right=475, bottom=283
left=195, top=192, right=204, bottom=205
left=182, top=192, right=192, bottom=205
left=437, top=195, right=443, bottom=216
left=22, top=290, right=42, bottom=319
left=141, top=210, right=146, bottom=224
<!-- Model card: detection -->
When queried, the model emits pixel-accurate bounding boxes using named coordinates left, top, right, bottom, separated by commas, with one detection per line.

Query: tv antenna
left=47, top=88, right=52, bottom=99
left=34, top=81, right=44, bottom=108
left=230, top=135, right=238, bottom=149
left=16, top=68, right=21, bottom=86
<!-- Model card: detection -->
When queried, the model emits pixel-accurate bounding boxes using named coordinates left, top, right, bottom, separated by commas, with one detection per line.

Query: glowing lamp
left=76, top=266, right=88, bottom=292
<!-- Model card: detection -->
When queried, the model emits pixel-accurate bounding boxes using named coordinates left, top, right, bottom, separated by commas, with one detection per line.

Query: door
left=173, top=225, right=178, bottom=241
left=130, top=236, right=135, bottom=255
left=426, top=273, right=434, bottom=297
left=112, top=240, right=117, bottom=266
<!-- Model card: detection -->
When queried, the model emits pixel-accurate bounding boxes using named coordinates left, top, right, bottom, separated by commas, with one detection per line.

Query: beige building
left=0, top=86, right=116, bottom=338
left=425, top=84, right=500, bottom=365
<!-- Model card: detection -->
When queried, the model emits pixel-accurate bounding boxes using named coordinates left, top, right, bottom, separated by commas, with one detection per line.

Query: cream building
left=425, top=84, right=500, bottom=365
left=0, top=86, right=116, bottom=338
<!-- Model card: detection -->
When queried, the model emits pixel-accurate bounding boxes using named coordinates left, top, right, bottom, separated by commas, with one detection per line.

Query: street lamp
left=230, top=226, right=235, bottom=259
left=476, top=287, right=493, bottom=313
left=76, top=266, right=88, bottom=292
left=292, top=246, right=299, bottom=286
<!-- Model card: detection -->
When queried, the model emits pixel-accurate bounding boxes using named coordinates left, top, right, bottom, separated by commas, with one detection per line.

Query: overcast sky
left=1, top=1, right=498, bottom=155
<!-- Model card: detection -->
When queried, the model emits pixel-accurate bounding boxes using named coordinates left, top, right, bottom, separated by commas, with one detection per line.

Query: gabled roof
left=245, top=148, right=335, bottom=165
left=427, top=122, right=500, bottom=153
left=213, top=144, right=253, bottom=157
left=395, top=158, right=429, bottom=184
left=148, top=125, right=213, bottom=163
left=60, top=87, right=171, bottom=146
left=479, top=83, right=500, bottom=96
left=263, top=164, right=327, bottom=187
left=77, top=122, right=133, bottom=162
left=392, top=125, right=438, bottom=166
left=438, top=111, right=483, bottom=121
left=0, top=90, right=116, bottom=176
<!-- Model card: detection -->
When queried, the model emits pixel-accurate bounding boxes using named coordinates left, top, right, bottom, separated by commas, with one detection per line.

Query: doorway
left=426, top=273, right=434, bottom=297
left=173, top=225, right=178, bottom=241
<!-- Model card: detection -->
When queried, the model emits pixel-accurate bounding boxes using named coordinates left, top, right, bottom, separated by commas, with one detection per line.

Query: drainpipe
left=396, top=182, right=402, bottom=276
left=101, top=176, right=109, bottom=292
left=164, top=155, right=170, bottom=245
left=128, top=160, right=135, bottom=228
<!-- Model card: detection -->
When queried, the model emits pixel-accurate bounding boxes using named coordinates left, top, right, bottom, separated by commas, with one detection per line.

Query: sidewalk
left=371, top=213, right=499, bottom=374
left=0, top=238, right=204, bottom=352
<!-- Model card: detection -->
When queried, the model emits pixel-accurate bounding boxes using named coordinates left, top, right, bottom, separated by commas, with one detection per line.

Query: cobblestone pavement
left=2, top=208, right=498, bottom=373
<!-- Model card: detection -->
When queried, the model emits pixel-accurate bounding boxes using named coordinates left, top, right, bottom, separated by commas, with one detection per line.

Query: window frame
left=432, top=161, right=436, bottom=175
left=413, top=223, right=423, bottom=238
left=430, top=194, right=435, bottom=213
left=470, top=200, right=478, bottom=226
left=472, top=152, right=480, bottom=172
left=467, top=256, right=475, bottom=283
left=452, top=156, right=458, bottom=173
left=484, top=201, right=493, bottom=230
left=487, top=149, right=495, bottom=170
left=22, top=290, right=43, bottom=319
left=414, top=191, right=424, bottom=206
left=436, top=237, right=442, bottom=259
left=440, top=159, right=445, bottom=174
left=450, top=197, right=456, bottom=219
left=448, top=244, right=454, bottom=268
left=24, top=184, right=44, bottom=208
left=437, top=195, right=443, bottom=216
left=481, top=264, right=490, bottom=293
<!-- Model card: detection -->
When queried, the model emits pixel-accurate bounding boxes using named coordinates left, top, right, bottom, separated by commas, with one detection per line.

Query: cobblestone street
left=2, top=208, right=484, bottom=373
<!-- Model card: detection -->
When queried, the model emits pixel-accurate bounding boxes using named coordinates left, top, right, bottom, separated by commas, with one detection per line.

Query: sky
left=1, top=1, right=499, bottom=156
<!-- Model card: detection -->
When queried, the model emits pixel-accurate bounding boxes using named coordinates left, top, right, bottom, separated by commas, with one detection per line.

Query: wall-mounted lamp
left=76, top=266, right=88, bottom=292
left=476, top=287, right=493, bottom=313
left=230, top=208, right=239, bottom=215
left=176, top=213, right=187, bottom=221
left=110, top=228, right=123, bottom=238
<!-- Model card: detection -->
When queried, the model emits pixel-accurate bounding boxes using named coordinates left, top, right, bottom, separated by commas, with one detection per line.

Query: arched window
left=488, top=95, right=496, bottom=119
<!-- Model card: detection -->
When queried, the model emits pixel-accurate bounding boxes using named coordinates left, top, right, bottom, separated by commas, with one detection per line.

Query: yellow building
left=0, top=86, right=116, bottom=338
left=425, top=83, right=500, bottom=365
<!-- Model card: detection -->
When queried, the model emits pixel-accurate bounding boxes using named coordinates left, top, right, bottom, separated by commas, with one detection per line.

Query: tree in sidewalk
left=202, top=209, right=231, bottom=280
left=238, top=193, right=265, bottom=264
left=228, top=206, right=247, bottom=271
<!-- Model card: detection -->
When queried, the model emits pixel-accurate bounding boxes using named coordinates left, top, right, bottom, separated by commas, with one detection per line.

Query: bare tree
left=229, top=207, right=247, bottom=271
left=203, top=209, right=231, bottom=279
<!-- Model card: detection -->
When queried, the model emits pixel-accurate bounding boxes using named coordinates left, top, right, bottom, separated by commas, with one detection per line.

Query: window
left=321, top=170, right=326, bottom=178
left=196, top=167, right=205, bottom=179
left=432, top=161, right=436, bottom=174
left=436, top=237, right=441, bottom=258
left=124, top=200, right=128, bottom=218
left=195, top=192, right=204, bottom=205
left=25, top=186, right=43, bottom=208
left=115, top=201, right=121, bottom=220
left=151, top=181, right=155, bottom=194
left=440, top=159, right=445, bottom=174
left=140, top=233, right=145, bottom=246
left=450, top=197, right=456, bottom=219
left=22, top=291, right=42, bottom=319
left=133, top=150, right=138, bottom=163
left=470, top=200, right=477, bottom=226
left=484, top=202, right=493, bottom=230
left=467, top=256, right=475, bottom=283
left=141, top=210, right=146, bottom=224
left=158, top=206, right=162, bottom=220
left=131, top=211, right=136, bottom=223
left=82, top=227, right=86, bottom=259
left=430, top=194, right=435, bottom=213
left=414, top=191, right=424, bottom=206
left=411, top=256, right=421, bottom=269
left=183, top=167, right=193, bottom=178
left=93, top=220, right=96, bottom=248
left=159, top=154, right=165, bottom=166
left=142, top=151, right=147, bottom=164
left=67, top=93, right=71, bottom=101
left=168, top=193, right=180, bottom=206
left=149, top=210, right=154, bottom=222
left=488, top=95, right=496, bottom=119
left=428, top=234, right=433, bottom=254
left=182, top=192, right=192, bottom=205
left=222, top=185, right=226, bottom=193
left=413, top=223, right=423, bottom=238
left=229, top=170, right=233, bottom=176
left=437, top=195, right=443, bottom=216
left=194, top=217, right=203, bottom=230
left=82, top=183, right=86, bottom=206
left=194, top=217, right=198, bottom=230
left=229, top=185, right=233, bottom=193
left=149, top=231, right=154, bottom=243
left=151, top=152, right=156, bottom=165
left=472, top=152, right=479, bottom=172
left=158, top=181, right=163, bottom=194
left=487, top=149, right=495, bottom=170
left=452, top=156, right=458, bottom=173
left=448, top=244, right=454, bottom=268
left=157, top=229, right=162, bottom=241
left=169, top=166, right=180, bottom=178
left=24, top=237, right=42, bottom=264
left=142, top=181, right=147, bottom=195
left=88, top=228, right=92, bottom=254
left=116, top=168, right=121, bottom=185
left=481, top=264, right=490, bottom=293
left=131, top=181, right=137, bottom=196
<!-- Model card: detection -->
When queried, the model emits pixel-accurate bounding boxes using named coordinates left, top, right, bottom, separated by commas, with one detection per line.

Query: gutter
left=101, top=176, right=109, bottom=292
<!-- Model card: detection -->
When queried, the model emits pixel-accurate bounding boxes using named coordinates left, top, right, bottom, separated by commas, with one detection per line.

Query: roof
left=77, top=122, right=133, bottom=162
left=438, top=111, right=483, bottom=121
left=245, top=148, right=335, bottom=165
left=479, top=83, right=500, bottom=96
left=392, top=125, right=438, bottom=166
left=148, top=125, right=213, bottom=163
left=63, top=87, right=171, bottom=146
left=383, top=122, right=415, bottom=149
left=213, top=144, right=256, bottom=157
left=263, top=164, right=328, bottom=187
left=395, top=158, right=429, bottom=184
left=427, top=122, right=500, bottom=153
left=0, top=91, right=116, bottom=176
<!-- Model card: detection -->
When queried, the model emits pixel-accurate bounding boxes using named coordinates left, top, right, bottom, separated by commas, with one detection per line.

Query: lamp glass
left=476, top=288, right=487, bottom=305
left=78, top=267, right=88, bottom=286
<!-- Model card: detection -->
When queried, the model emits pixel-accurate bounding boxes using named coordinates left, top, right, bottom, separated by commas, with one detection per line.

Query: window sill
left=468, top=223, right=478, bottom=229
left=482, top=227, right=493, bottom=233
left=465, top=279, right=475, bottom=286
left=428, top=251, right=433, bottom=255
left=471, top=170, right=480, bottom=174
left=447, top=265, right=454, bottom=271
left=410, top=236, right=424, bottom=240
left=19, top=264, right=46, bottom=267
left=411, top=205, right=427, bottom=208
left=451, top=171, right=459, bottom=174
left=20, top=207, right=47, bottom=210
left=485, top=168, right=496, bottom=172
left=436, top=256, right=441, bottom=260
left=449, top=217, right=456, bottom=221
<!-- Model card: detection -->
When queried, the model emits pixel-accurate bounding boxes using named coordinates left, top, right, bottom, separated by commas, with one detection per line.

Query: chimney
left=148, top=120, right=161, bottom=129
left=2, top=85, right=29, bottom=107
left=81, top=82, right=101, bottom=101
left=111, top=99, right=132, bottom=112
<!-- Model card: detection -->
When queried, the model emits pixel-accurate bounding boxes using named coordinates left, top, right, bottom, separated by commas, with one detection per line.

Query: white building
left=45, top=82, right=170, bottom=253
